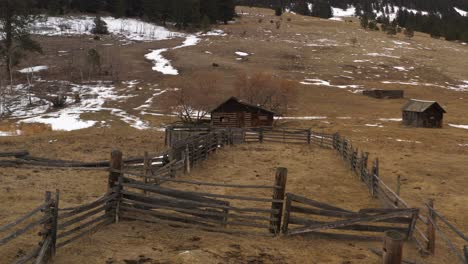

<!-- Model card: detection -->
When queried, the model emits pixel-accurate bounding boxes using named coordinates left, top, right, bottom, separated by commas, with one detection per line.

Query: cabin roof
left=402, top=99, right=446, bottom=113
left=211, top=97, right=276, bottom=115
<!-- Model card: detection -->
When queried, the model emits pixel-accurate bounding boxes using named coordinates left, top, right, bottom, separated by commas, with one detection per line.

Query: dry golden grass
left=1, top=6, right=467, bottom=264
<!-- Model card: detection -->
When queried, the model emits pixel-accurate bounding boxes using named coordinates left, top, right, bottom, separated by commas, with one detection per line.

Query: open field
left=1, top=6, right=467, bottom=264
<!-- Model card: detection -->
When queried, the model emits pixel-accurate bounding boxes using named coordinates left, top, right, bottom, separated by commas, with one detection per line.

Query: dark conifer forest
left=32, top=0, right=236, bottom=27
left=12, top=0, right=468, bottom=42
left=237, top=0, right=468, bottom=42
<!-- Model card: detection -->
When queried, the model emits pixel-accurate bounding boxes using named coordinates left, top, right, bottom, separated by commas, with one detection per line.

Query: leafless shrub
left=158, top=72, right=224, bottom=123
left=49, top=94, right=67, bottom=108
left=235, top=72, right=298, bottom=116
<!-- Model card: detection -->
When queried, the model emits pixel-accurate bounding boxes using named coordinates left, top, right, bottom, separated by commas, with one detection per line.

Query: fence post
left=50, top=190, right=59, bottom=260
left=270, top=168, right=287, bottom=234
left=259, top=128, right=264, bottom=143
left=370, top=158, right=379, bottom=198
left=144, top=152, right=150, bottom=193
left=427, top=199, right=436, bottom=254
left=184, top=144, right=191, bottom=175
left=382, top=230, right=405, bottom=264
left=307, top=129, right=311, bottom=144
left=42, top=191, right=52, bottom=262
left=281, top=193, right=292, bottom=234
left=108, top=150, right=123, bottom=220
left=463, top=246, right=468, bottom=264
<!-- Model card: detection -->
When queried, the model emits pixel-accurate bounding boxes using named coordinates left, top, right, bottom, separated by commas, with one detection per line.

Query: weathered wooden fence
left=109, top=131, right=288, bottom=236
left=0, top=191, right=58, bottom=264
left=2, top=127, right=467, bottom=263
left=332, top=133, right=468, bottom=263
left=282, top=193, right=419, bottom=240
left=56, top=191, right=116, bottom=249
left=164, top=126, right=335, bottom=148
left=113, top=170, right=285, bottom=236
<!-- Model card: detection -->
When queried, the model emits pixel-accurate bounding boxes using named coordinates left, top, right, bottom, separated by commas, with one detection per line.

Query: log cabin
left=211, top=97, right=275, bottom=128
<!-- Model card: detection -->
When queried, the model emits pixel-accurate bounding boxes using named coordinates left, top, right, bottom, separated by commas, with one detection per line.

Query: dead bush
left=158, top=72, right=224, bottom=123
left=235, top=72, right=298, bottom=116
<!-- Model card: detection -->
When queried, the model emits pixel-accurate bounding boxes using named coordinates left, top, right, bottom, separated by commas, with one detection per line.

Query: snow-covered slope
left=31, top=16, right=184, bottom=41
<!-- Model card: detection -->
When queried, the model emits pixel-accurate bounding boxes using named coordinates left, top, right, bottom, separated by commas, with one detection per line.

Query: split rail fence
left=281, top=193, right=418, bottom=241
left=2, top=127, right=466, bottom=263
left=0, top=191, right=58, bottom=264
left=331, top=133, right=468, bottom=264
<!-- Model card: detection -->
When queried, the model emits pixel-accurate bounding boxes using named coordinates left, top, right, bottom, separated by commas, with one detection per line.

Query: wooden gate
left=282, top=194, right=419, bottom=240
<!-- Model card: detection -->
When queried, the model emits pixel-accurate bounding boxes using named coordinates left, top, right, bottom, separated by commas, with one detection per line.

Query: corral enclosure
left=1, top=128, right=465, bottom=264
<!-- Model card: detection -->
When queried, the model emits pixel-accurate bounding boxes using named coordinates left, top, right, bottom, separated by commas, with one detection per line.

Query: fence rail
left=332, top=132, right=468, bottom=263
left=281, top=193, right=419, bottom=241
left=0, top=191, right=58, bottom=264
left=3, top=126, right=467, bottom=264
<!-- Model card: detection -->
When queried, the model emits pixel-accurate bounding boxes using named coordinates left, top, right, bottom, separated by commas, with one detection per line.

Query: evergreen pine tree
left=0, top=0, right=43, bottom=81
left=360, top=16, right=369, bottom=29
left=91, top=16, right=109, bottom=34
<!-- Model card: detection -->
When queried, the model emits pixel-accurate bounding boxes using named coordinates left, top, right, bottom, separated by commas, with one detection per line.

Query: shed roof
left=402, top=99, right=446, bottom=113
left=211, top=97, right=276, bottom=115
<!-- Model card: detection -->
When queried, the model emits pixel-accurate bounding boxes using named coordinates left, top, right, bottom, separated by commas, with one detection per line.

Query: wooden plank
left=426, top=203, right=468, bottom=242
left=56, top=218, right=113, bottom=248
left=0, top=216, right=51, bottom=246
left=288, top=209, right=418, bottom=236
left=270, top=168, right=287, bottom=234
left=121, top=198, right=275, bottom=222
left=122, top=182, right=280, bottom=203
left=0, top=203, right=46, bottom=232
left=287, top=193, right=354, bottom=213
left=290, top=230, right=382, bottom=241
left=120, top=205, right=220, bottom=227
left=58, top=214, right=112, bottom=239
left=59, top=194, right=117, bottom=219
left=58, top=203, right=113, bottom=230
left=122, top=182, right=228, bottom=205
left=289, top=217, right=409, bottom=233
left=34, top=236, right=52, bottom=264
left=122, top=190, right=278, bottom=214
left=427, top=213, right=466, bottom=263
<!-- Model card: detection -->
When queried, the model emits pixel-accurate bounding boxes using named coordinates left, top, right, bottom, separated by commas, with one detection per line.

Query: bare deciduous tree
left=159, top=72, right=224, bottom=123
left=235, top=72, right=297, bottom=116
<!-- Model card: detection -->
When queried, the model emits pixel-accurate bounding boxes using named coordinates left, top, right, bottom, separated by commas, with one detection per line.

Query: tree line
left=34, top=0, right=236, bottom=28
left=237, top=0, right=468, bottom=41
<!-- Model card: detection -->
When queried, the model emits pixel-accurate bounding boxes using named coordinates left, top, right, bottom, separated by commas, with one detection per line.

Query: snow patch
left=366, top=53, right=400, bottom=59
left=145, top=49, right=178, bottom=75
left=449, top=124, right=468, bottom=130
left=235, top=51, right=249, bottom=57
left=365, top=123, right=384, bottom=128
left=379, top=118, right=402, bottom=122
left=454, top=7, right=468, bottom=16
left=332, top=6, right=356, bottom=18
left=33, top=16, right=184, bottom=42
left=301, top=79, right=362, bottom=89
left=276, top=116, right=327, bottom=120
left=18, top=66, right=48, bottom=74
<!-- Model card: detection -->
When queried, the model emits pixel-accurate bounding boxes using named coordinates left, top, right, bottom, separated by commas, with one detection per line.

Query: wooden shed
left=363, top=89, right=404, bottom=99
left=211, top=97, right=275, bottom=128
left=402, top=99, right=446, bottom=128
